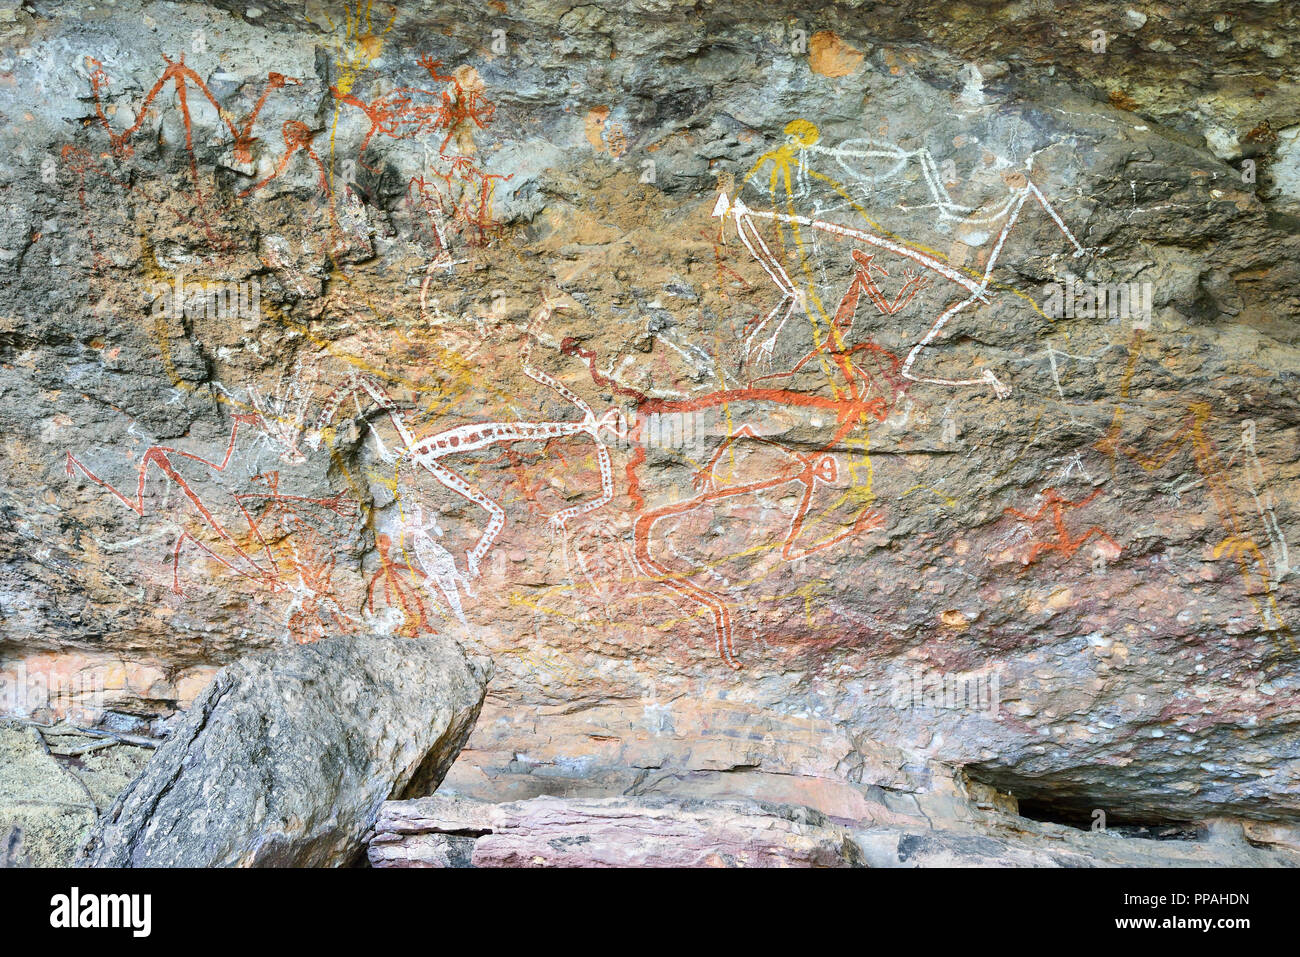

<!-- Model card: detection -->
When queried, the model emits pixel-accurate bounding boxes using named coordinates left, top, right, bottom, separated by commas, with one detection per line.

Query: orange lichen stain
left=1108, top=89, right=1140, bottom=111
left=583, top=106, right=626, bottom=157
left=808, top=30, right=864, bottom=77
left=940, top=609, right=970, bottom=630
left=1047, top=588, right=1073, bottom=612
left=585, top=106, right=611, bottom=151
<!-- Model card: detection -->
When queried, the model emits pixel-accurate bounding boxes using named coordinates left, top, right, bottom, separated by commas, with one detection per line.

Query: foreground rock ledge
left=371, top=786, right=1300, bottom=868
left=368, top=795, right=866, bottom=867
left=78, top=633, right=491, bottom=868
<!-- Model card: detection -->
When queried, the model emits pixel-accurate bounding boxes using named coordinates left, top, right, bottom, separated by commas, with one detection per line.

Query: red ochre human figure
left=367, top=532, right=435, bottom=638
left=835, top=249, right=931, bottom=327
left=333, top=57, right=508, bottom=245
left=65, top=414, right=353, bottom=596
left=85, top=54, right=295, bottom=163
left=83, top=55, right=299, bottom=239
left=330, top=57, right=451, bottom=160
left=1004, top=487, right=1120, bottom=566
left=753, top=247, right=916, bottom=412
left=241, top=120, right=332, bottom=197
left=330, top=55, right=495, bottom=160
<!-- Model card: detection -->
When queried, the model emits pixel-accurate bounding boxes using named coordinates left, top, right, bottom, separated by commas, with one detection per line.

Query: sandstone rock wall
left=0, top=0, right=1297, bottom=856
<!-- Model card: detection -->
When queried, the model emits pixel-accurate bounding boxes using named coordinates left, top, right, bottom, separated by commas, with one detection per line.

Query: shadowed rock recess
left=0, top=0, right=1297, bottom=867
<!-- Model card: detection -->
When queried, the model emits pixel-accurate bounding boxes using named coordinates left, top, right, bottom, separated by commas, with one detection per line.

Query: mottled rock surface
left=78, top=632, right=490, bottom=867
left=0, top=719, right=150, bottom=866
left=0, top=720, right=97, bottom=867
left=0, top=1, right=1298, bottom=865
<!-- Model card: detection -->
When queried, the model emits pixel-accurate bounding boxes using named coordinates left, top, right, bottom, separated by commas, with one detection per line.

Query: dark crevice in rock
left=1014, top=796, right=1204, bottom=839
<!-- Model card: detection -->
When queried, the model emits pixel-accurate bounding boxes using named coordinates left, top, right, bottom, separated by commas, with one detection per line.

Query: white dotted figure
left=311, top=293, right=621, bottom=582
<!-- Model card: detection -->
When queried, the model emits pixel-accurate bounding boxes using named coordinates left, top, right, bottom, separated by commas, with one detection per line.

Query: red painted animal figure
left=633, top=425, right=883, bottom=668
left=562, top=334, right=890, bottom=667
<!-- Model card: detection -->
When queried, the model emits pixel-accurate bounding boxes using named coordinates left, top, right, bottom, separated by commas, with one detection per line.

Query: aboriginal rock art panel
left=48, top=24, right=1295, bottom=674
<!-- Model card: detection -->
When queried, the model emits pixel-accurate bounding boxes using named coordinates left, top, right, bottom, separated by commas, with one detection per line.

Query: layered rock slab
left=370, top=788, right=1300, bottom=869
left=368, top=794, right=865, bottom=867
left=78, top=632, right=490, bottom=868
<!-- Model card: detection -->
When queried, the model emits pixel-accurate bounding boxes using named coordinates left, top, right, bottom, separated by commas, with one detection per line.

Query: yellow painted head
left=783, top=119, right=821, bottom=147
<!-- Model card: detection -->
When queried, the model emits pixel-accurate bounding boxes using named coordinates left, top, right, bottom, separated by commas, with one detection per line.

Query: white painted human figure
left=399, top=499, right=473, bottom=626
left=716, top=171, right=1084, bottom=398
left=1229, top=419, right=1291, bottom=582
left=729, top=123, right=1092, bottom=396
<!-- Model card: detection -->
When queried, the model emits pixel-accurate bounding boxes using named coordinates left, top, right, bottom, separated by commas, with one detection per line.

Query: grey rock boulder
left=78, top=632, right=491, bottom=868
